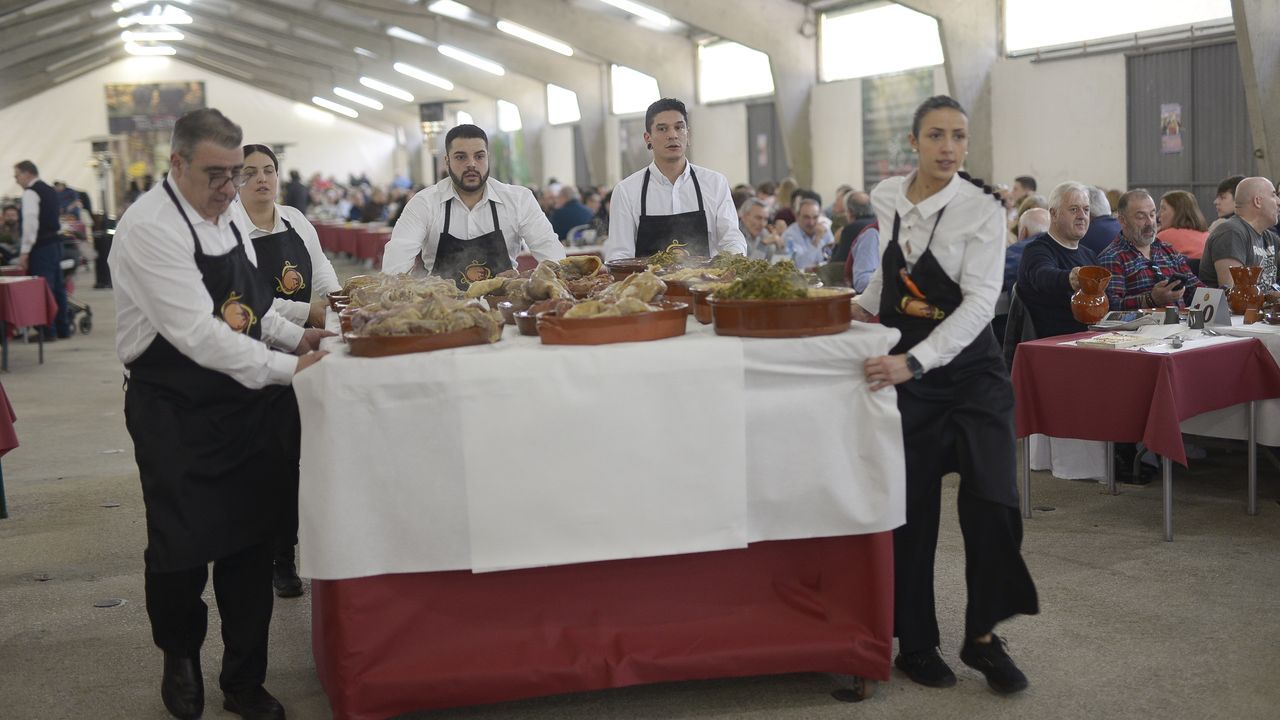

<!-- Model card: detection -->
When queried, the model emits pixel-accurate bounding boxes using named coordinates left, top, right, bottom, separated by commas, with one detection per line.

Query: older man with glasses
left=110, top=108, right=330, bottom=720
left=1097, top=188, right=1202, bottom=310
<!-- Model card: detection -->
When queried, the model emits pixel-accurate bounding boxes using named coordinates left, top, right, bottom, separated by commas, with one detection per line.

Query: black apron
left=248, top=212, right=309, bottom=543
left=879, top=208, right=1020, bottom=509
left=251, top=214, right=313, bottom=303
left=124, top=180, right=288, bottom=572
left=433, top=198, right=513, bottom=287
left=634, top=167, right=711, bottom=257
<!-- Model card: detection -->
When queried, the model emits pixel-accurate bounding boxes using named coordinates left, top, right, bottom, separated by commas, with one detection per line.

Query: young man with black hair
left=383, top=124, right=564, bottom=281
left=604, top=98, right=746, bottom=260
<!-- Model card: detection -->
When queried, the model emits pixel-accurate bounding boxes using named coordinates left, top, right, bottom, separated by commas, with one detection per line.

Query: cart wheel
left=830, top=676, right=876, bottom=703
left=79, top=314, right=92, bottom=335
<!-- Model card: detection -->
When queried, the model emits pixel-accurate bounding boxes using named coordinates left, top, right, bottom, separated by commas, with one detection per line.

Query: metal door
left=746, top=101, right=787, bottom=186
left=1127, top=42, right=1255, bottom=221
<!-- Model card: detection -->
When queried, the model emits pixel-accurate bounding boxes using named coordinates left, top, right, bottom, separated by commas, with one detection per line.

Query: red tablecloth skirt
left=0, top=277, right=57, bottom=327
left=0, top=380, right=17, bottom=456
left=315, top=224, right=341, bottom=254
left=312, top=534, right=893, bottom=720
left=335, top=227, right=360, bottom=256
left=1013, top=333, right=1280, bottom=464
left=354, top=230, right=390, bottom=263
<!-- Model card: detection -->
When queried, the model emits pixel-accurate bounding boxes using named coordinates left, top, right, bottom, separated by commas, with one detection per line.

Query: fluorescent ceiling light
left=112, top=0, right=189, bottom=10
left=496, top=20, right=573, bottom=56
left=124, top=41, right=176, bottom=55
left=393, top=62, right=455, bottom=90
left=354, top=46, right=377, bottom=58
left=438, top=44, right=504, bottom=75
left=387, top=25, right=430, bottom=45
left=121, top=29, right=184, bottom=42
left=497, top=100, right=522, bottom=132
left=295, top=103, right=336, bottom=124
left=596, top=0, right=671, bottom=28
left=333, top=87, right=384, bottom=110
left=427, top=0, right=473, bottom=21
left=359, top=76, right=414, bottom=102
left=312, top=96, right=359, bottom=118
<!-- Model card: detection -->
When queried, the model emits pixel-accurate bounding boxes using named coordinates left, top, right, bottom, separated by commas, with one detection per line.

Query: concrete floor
left=1, top=261, right=1278, bottom=720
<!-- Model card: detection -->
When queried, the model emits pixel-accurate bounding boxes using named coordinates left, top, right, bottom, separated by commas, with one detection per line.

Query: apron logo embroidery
left=276, top=261, right=306, bottom=296
left=220, top=291, right=258, bottom=333
left=897, top=268, right=946, bottom=320
left=461, top=260, right=492, bottom=285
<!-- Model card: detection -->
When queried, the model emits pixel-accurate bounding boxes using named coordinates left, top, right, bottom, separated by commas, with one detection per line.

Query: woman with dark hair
left=237, top=143, right=341, bottom=598
left=591, top=189, right=612, bottom=241
left=852, top=95, right=1039, bottom=694
left=1156, top=190, right=1209, bottom=260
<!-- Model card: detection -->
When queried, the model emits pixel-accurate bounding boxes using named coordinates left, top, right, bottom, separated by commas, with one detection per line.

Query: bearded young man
left=382, top=124, right=564, bottom=282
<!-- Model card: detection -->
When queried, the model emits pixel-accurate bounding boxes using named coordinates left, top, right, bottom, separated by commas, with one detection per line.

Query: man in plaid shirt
left=1098, top=189, right=1202, bottom=310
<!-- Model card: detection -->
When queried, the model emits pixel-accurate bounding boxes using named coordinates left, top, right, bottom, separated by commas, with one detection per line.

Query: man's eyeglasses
left=203, top=166, right=248, bottom=190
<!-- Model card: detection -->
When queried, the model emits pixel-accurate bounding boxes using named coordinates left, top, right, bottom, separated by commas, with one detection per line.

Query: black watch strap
left=905, top=353, right=924, bottom=380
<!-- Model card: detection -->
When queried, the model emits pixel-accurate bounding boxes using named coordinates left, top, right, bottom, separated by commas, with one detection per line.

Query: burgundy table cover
left=354, top=229, right=390, bottom=262
left=1012, top=332, right=1280, bottom=465
left=315, top=223, right=340, bottom=253
left=312, top=534, right=893, bottom=720
left=0, top=380, right=17, bottom=456
left=335, top=226, right=360, bottom=256
left=0, top=277, right=57, bottom=327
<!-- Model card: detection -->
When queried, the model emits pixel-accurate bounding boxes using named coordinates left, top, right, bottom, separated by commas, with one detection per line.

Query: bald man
left=1004, top=208, right=1049, bottom=292
left=1199, top=176, right=1280, bottom=288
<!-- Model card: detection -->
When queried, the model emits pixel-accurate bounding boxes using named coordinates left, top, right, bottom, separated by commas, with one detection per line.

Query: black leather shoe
left=160, top=653, right=203, bottom=719
left=223, top=685, right=286, bottom=720
left=273, top=557, right=303, bottom=599
left=960, top=634, right=1029, bottom=694
left=894, top=648, right=957, bottom=688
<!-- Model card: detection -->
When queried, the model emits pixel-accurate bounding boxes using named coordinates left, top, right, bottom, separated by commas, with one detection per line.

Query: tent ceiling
left=0, top=0, right=706, bottom=136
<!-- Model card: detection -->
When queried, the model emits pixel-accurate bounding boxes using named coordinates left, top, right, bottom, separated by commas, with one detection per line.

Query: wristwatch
left=905, top=353, right=924, bottom=380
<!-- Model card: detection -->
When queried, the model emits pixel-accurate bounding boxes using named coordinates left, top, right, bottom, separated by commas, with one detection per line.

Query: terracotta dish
left=662, top=279, right=695, bottom=314
left=347, top=325, right=499, bottom=357
left=708, top=290, right=855, bottom=338
left=1070, top=266, right=1112, bottom=325
left=605, top=258, right=648, bottom=280
left=497, top=301, right=517, bottom=325
left=514, top=311, right=540, bottom=336
left=690, top=286, right=715, bottom=325
left=536, top=301, right=689, bottom=345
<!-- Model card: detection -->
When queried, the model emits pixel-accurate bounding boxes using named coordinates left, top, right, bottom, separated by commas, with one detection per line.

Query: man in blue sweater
left=550, top=186, right=594, bottom=241
left=1016, top=182, right=1098, bottom=338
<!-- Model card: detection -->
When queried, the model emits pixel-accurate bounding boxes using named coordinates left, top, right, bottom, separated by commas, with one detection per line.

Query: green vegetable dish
left=714, top=264, right=810, bottom=300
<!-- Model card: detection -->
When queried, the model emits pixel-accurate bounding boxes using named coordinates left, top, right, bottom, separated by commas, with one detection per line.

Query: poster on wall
left=106, top=81, right=205, bottom=133
left=104, top=81, right=206, bottom=209
left=491, top=132, right=532, bottom=187
left=1160, top=102, right=1183, bottom=155
left=862, top=68, right=934, bottom=186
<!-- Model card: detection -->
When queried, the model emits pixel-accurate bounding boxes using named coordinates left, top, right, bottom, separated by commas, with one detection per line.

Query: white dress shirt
left=110, top=175, right=301, bottom=389
left=604, top=161, right=747, bottom=261
left=19, top=178, right=39, bottom=254
left=233, top=200, right=341, bottom=326
left=382, top=176, right=565, bottom=275
left=856, top=172, right=1006, bottom=372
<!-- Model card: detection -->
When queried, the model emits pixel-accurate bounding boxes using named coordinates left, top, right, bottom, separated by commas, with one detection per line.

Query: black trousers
left=891, top=334, right=1039, bottom=655
left=144, top=541, right=274, bottom=692
left=893, top=480, right=1038, bottom=654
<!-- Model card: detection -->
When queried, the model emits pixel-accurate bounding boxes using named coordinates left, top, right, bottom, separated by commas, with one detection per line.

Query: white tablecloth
left=294, top=318, right=906, bottom=579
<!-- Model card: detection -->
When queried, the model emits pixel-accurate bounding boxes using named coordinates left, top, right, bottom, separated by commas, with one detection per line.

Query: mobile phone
left=1165, top=273, right=1192, bottom=289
